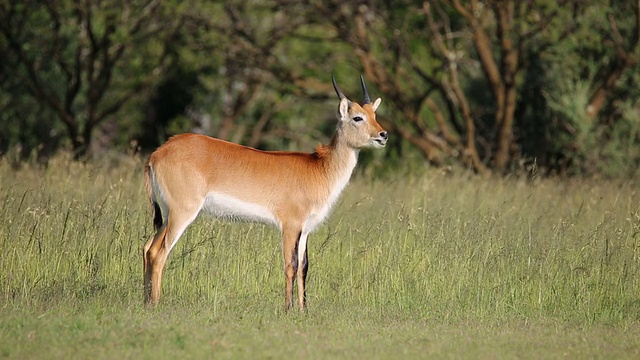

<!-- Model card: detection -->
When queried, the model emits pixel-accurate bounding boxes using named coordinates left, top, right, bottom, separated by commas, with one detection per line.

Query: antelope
left=143, top=76, right=387, bottom=310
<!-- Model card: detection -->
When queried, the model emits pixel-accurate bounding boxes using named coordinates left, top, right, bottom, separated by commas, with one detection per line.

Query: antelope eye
left=353, top=116, right=364, bottom=122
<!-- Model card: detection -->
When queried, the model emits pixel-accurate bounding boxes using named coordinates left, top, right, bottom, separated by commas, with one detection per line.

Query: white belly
left=203, top=192, right=278, bottom=227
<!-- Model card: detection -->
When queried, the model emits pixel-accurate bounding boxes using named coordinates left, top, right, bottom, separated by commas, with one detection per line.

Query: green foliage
left=1, top=1, right=640, bottom=176
left=541, top=48, right=640, bottom=176
left=0, top=0, right=185, bottom=158
left=0, top=93, right=67, bottom=162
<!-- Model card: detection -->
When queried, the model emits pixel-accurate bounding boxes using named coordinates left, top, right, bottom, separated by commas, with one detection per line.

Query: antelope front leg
left=296, top=231, right=310, bottom=310
left=282, top=226, right=302, bottom=310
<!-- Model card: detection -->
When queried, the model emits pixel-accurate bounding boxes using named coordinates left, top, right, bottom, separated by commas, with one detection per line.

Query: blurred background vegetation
left=1, top=0, right=639, bottom=177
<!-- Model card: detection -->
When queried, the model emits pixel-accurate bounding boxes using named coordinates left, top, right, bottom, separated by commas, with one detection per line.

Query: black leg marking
left=291, top=234, right=299, bottom=279
left=301, top=248, right=308, bottom=301
left=152, top=202, right=162, bottom=230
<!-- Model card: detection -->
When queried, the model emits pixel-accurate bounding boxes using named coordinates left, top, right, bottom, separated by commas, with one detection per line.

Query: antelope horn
left=332, top=74, right=347, bottom=100
left=360, top=75, right=371, bottom=104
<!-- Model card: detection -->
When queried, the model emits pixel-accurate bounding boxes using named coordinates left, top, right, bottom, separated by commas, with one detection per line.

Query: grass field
left=1, top=154, right=639, bottom=358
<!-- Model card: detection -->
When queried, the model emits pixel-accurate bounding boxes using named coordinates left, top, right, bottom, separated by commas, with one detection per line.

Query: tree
left=0, top=0, right=183, bottom=158
left=585, top=1, right=640, bottom=120
left=154, top=0, right=343, bottom=151
left=539, top=0, right=640, bottom=175
left=307, top=0, right=590, bottom=173
left=2, top=0, right=639, bottom=176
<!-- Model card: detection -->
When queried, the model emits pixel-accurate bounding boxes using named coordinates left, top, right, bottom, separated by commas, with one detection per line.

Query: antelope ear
left=372, top=98, right=382, bottom=112
left=339, top=98, right=350, bottom=121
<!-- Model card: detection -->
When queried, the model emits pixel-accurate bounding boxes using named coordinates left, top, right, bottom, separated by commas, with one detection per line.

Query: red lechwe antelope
left=143, top=76, right=387, bottom=310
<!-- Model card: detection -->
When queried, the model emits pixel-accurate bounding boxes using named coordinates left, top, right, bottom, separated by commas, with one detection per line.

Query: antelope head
left=332, top=75, right=387, bottom=149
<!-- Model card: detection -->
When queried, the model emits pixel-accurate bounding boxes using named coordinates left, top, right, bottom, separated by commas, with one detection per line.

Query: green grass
left=1, top=154, right=639, bottom=358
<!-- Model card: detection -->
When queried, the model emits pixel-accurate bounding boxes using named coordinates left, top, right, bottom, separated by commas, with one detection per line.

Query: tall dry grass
left=1, top=154, right=639, bottom=324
